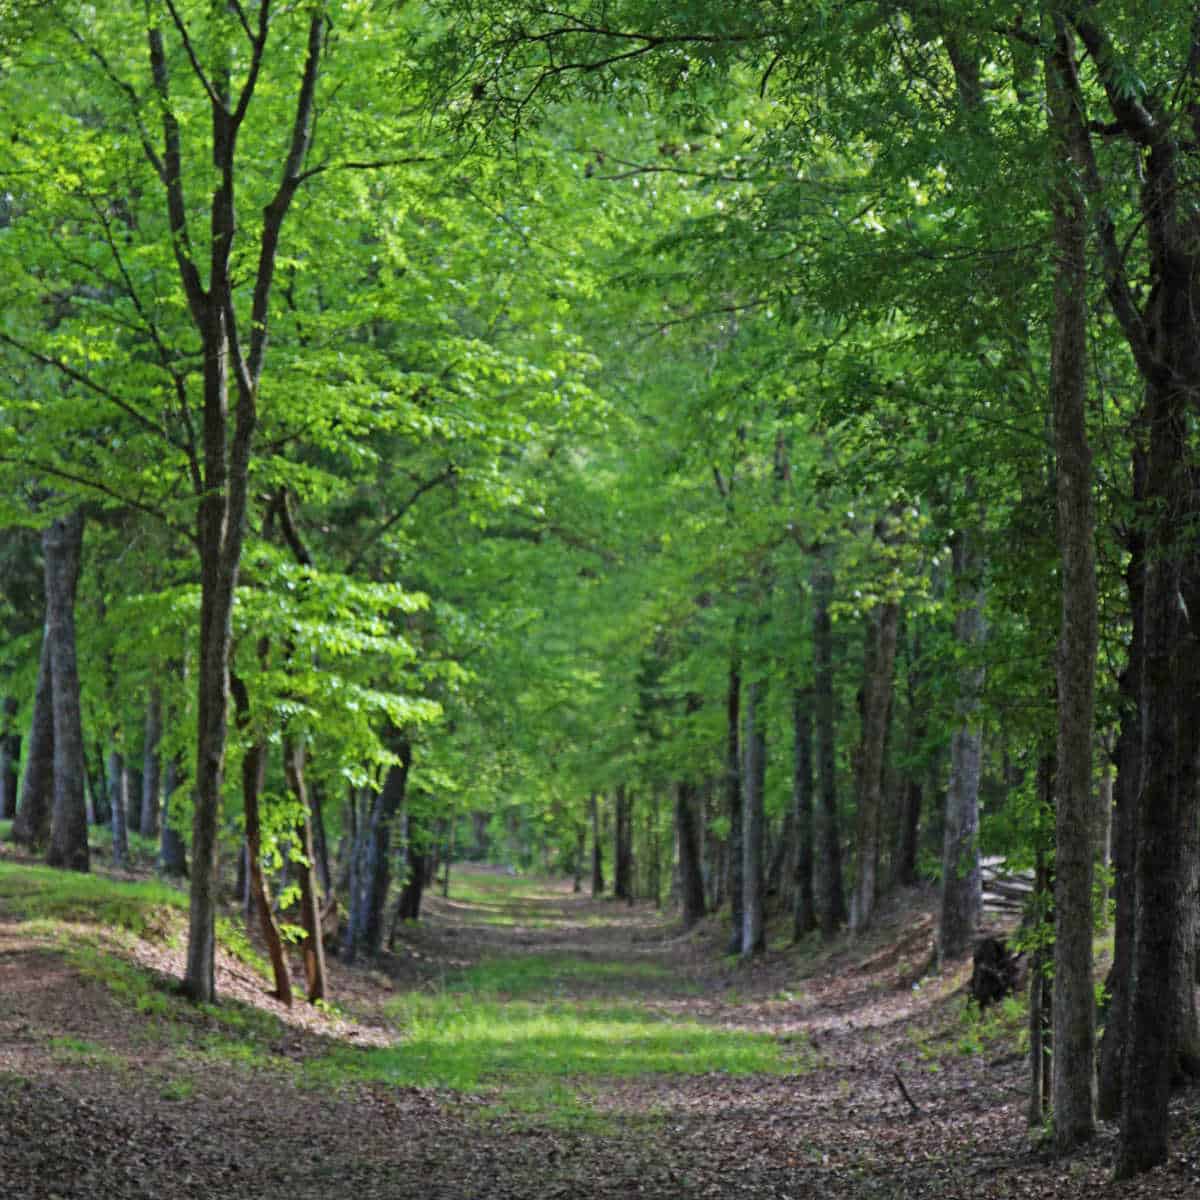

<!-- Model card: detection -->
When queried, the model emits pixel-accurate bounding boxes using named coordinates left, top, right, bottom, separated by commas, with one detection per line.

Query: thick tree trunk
left=938, top=526, right=984, bottom=963
left=590, top=793, right=604, bottom=895
left=813, top=544, right=845, bottom=937
left=107, top=749, right=129, bottom=869
left=792, top=686, right=816, bottom=939
left=284, top=739, right=327, bottom=1004
left=44, top=510, right=88, bottom=873
left=675, top=780, right=707, bottom=928
left=343, top=740, right=411, bottom=961
left=741, top=676, right=767, bottom=956
left=0, top=695, right=19, bottom=822
left=725, top=650, right=745, bottom=951
left=140, top=687, right=163, bottom=839
left=1046, top=23, right=1099, bottom=1152
left=12, top=634, right=53, bottom=848
left=852, top=600, right=900, bottom=932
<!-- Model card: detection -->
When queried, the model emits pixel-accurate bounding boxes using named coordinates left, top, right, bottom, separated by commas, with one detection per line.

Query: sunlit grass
left=308, top=973, right=790, bottom=1102
left=446, top=953, right=686, bottom=1000
left=0, top=859, right=184, bottom=939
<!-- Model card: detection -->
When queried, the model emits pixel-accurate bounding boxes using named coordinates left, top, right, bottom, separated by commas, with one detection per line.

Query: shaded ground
left=1, top=857, right=1198, bottom=1199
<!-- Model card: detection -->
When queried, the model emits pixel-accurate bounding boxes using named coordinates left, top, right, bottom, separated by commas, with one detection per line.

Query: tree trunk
left=726, top=649, right=744, bottom=950
left=675, top=780, right=707, bottom=928
left=813, top=544, right=845, bottom=937
left=12, top=634, right=53, bottom=848
left=343, top=740, right=411, bottom=961
left=158, top=754, right=188, bottom=878
left=895, top=627, right=926, bottom=888
left=590, top=792, right=604, bottom=895
left=0, top=695, right=19, bottom=822
left=284, top=739, right=327, bottom=1004
left=573, top=821, right=585, bottom=894
left=614, top=785, right=634, bottom=903
left=741, top=675, right=767, bottom=956
left=140, top=687, right=163, bottom=839
left=792, top=686, right=816, bottom=939
left=1046, top=22, right=1099, bottom=1151
left=938, top=525, right=984, bottom=963
left=44, top=509, right=88, bottom=873
left=107, top=749, right=129, bottom=869
left=852, top=600, right=900, bottom=932
left=309, top=780, right=333, bottom=899
left=1028, top=754, right=1055, bottom=1127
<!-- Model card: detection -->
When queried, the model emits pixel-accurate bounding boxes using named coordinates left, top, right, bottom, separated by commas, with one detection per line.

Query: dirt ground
left=1, top=859, right=1198, bottom=1199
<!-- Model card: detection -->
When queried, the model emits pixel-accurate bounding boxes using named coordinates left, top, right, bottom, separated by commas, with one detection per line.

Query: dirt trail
left=0, top=867, right=1196, bottom=1198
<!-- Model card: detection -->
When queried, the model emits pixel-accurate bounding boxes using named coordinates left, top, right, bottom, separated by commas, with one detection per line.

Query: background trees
left=2, top=1, right=1195, bottom=1179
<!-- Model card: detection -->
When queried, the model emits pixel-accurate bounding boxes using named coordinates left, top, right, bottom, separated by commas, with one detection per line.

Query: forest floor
left=0, top=846, right=1198, bottom=1199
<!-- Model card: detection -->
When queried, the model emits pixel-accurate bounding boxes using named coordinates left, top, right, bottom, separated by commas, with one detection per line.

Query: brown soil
left=1, top=853, right=1197, bottom=1200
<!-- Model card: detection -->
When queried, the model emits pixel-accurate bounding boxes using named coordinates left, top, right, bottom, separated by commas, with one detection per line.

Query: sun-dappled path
left=1, top=861, right=1198, bottom=1198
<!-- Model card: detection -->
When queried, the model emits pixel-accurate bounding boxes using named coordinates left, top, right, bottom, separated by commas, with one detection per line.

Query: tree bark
left=284, top=738, right=327, bottom=1004
left=725, top=647, right=744, bottom=950
left=614, top=784, right=634, bottom=903
left=44, top=509, right=88, bottom=873
left=107, top=749, right=129, bottom=869
left=741, top=675, right=766, bottom=956
left=0, top=695, right=19, bottom=822
left=158, top=753, right=188, bottom=879
left=1045, top=21, right=1099, bottom=1152
left=938, top=525, right=984, bottom=963
left=813, top=544, right=846, bottom=937
left=12, top=634, right=53, bottom=848
left=895, top=627, right=926, bottom=888
left=792, top=686, right=816, bottom=939
left=675, top=779, right=707, bottom=928
left=852, top=599, right=900, bottom=931
left=343, top=739, right=411, bottom=961
left=140, top=687, right=163, bottom=840
left=590, top=792, right=604, bottom=895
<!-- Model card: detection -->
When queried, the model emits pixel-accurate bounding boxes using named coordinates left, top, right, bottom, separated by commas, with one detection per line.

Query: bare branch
left=245, top=13, right=324, bottom=389
left=162, top=0, right=224, bottom=111
left=147, top=24, right=208, bottom=329
left=345, top=465, right=458, bottom=574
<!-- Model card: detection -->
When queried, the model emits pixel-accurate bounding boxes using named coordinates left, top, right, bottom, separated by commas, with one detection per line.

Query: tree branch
left=147, top=24, right=207, bottom=330
left=162, top=0, right=224, bottom=111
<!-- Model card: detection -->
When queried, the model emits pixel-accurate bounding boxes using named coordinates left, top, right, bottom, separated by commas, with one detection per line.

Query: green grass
left=0, top=859, right=185, bottom=940
left=444, top=954, right=686, bottom=1000
left=307, top=957, right=794, bottom=1118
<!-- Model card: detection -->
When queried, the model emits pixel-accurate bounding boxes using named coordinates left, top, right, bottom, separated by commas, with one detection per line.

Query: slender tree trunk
left=590, top=793, right=604, bottom=895
left=614, top=785, right=634, bottom=903
left=792, top=686, right=816, bottom=939
left=12, top=634, right=53, bottom=848
left=852, top=600, right=900, bottom=931
left=1029, top=753, right=1055, bottom=1127
left=395, top=815, right=426, bottom=925
left=741, top=675, right=767, bottom=956
left=44, top=510, right=88, bottom=873
left=309, top=780, right=333, bottom=899
left=895, top=627, right=926, bottom=888
left=107, top=749, right=129, bottom=869
left=726, top=649, right=745, bottom=950
left=938, top=526, right=985, bottom=963
left=140, top=687, right=163, bottom=839
left=284, top=738, right=327, bottom=1004
left=813, top=544, right=845, bottom=937
left=573, top=821, right=585, bottom=894
left=675, top=780, right=707, bottom=928
left=0, top=696, right=19, bottom=822
left=158, top=753, right=188, bottom=878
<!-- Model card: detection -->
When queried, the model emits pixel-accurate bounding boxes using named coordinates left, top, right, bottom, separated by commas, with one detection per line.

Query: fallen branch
left=893, top=1068, right=923, bottom=1116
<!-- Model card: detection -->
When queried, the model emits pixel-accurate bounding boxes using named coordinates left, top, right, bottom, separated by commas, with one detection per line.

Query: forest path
left=0, top=862, right=1190, bottom=1199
